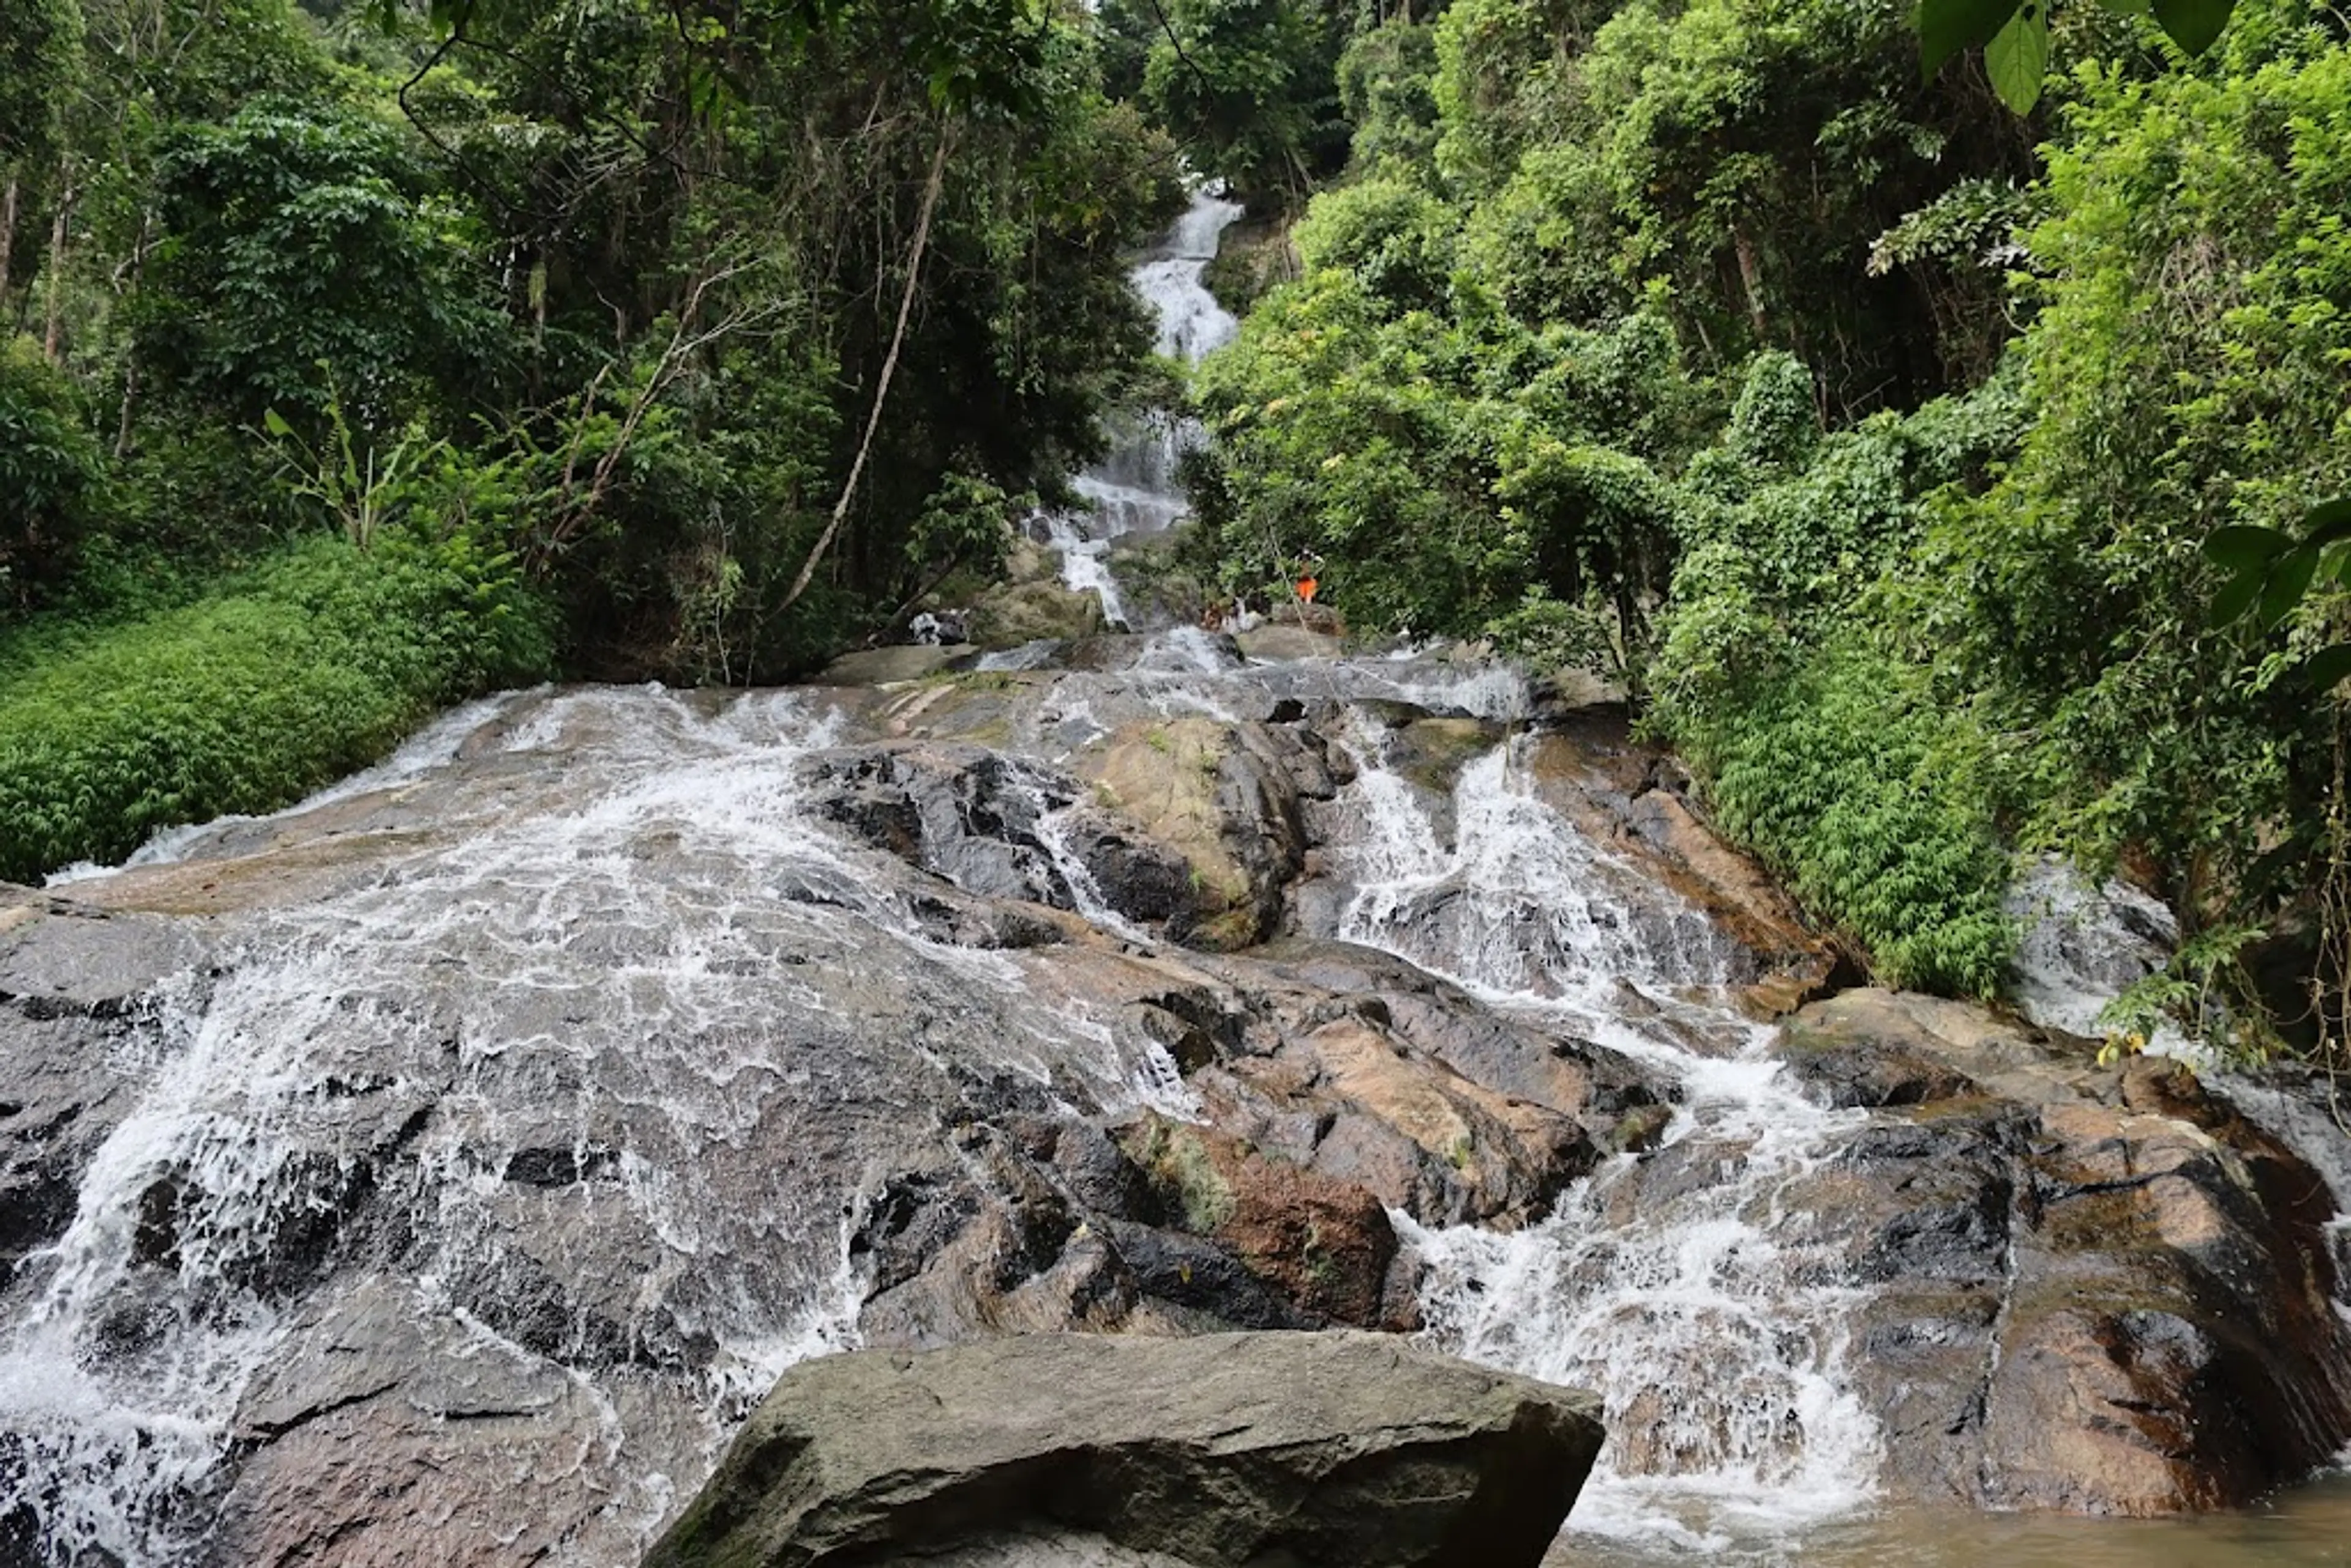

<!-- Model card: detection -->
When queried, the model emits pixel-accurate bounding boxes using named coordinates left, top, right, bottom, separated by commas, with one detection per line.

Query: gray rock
left=643, top=1331, right=1603, bottom=1568
left=1232, top=626, right=1343, bottom=662
left=820, top=644, right=977, bottom=685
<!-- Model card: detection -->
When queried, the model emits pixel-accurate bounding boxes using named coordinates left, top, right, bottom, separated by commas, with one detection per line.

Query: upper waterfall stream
left=1038, top=187, right=1243, bottom=628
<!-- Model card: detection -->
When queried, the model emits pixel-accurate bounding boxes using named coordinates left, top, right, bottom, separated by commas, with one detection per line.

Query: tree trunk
left=114, top=214, right=151, bottom=457
left=116, top=353, right=140, bottom=458
left=0, top=172, right=18, bottom=306
left=42, top=189, right=70, bottom=363
left=778, top=123, right=953, bottom=616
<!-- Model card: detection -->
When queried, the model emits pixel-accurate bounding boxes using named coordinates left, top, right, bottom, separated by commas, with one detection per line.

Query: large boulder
left=969, top=580, right=1107, bottom=650
left=1775, top=989, right=2351, bottom=1514
left=642, top=1332, right=1603, bottom=1568
left=1076, top=718, right=1342, bottom=951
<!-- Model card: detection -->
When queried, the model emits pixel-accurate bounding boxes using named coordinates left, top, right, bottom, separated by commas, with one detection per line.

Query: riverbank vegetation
left=0, top=0, right=1181, bottom=874
left=1155, top=0, right=2351, bottom=1048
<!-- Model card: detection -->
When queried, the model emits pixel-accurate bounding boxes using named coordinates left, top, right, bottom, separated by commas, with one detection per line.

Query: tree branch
left=778, top=121, right=952, bottom=613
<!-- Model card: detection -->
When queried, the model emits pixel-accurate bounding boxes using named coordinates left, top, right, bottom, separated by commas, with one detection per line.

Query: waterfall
left=1316, top=716, right=1888, bottom=1551
left=1041, top=188, right=1245, bottom=628
left=12, top=640, right=2349, bottom=1564
left=0, top=686, right=1199, bottom=1565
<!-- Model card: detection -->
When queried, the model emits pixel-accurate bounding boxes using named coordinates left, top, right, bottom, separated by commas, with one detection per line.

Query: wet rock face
left=10, top=654, right=2344, bottom=1564
left=643, top=1332, right=1605, bottom=1568
left=1517, top=712, right=1850, bottom=1012
left=4, top=666, right=1763, bottom=1566
left=1777, top=991, right=2351, bottom=1514
left=0, top=895, right=205, bottom=1292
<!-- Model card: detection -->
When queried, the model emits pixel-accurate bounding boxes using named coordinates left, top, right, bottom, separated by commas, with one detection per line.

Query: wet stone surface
left=0, top=647, right=2345, bottom=1567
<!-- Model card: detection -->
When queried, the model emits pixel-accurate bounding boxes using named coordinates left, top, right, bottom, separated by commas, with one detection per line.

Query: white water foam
left=1041, top=190, right=1245, bottom=626
left=1319, top=726, right=1884, bottom=1545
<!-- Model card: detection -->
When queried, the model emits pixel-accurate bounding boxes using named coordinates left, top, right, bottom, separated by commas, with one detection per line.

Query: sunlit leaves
left=1982, top=0, right=2049, bottom=113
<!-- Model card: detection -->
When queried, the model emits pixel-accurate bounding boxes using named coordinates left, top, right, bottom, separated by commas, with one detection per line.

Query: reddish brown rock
left=1120, top=1116, right=1414, bottom=1330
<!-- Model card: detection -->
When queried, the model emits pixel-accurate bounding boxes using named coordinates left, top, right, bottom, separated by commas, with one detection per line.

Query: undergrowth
left=0, top=531, right=552, bottom=883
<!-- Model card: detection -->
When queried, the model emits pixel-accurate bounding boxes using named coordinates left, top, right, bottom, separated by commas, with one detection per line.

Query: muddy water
left=1555, top=1472, right=2351, bottom=1566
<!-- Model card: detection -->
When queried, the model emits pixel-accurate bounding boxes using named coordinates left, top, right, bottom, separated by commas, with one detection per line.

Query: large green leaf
left=2210, top=566, right=2266, bottom=626
left=2259, top=542, right=2319, bottom=631
left=2202, top=523, right=2292, bottom=574
left=2151, top=0, right=2235, bottom=54
left=1984, top=1, right=2050, bottom=112
left=2301, top=495, right=2351, bottom=546
left=2301, top=643, right=2351, bottom=694
left=1918, top=0, right=2024, bottom=78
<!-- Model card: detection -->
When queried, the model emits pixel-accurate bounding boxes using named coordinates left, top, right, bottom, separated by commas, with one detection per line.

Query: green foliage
left=1431, top=0, right=2031, bottom=411
left=1920, top=0, right=2237, bottom=111
left=0, top=531, right=552, bottom=882
left=0, top=337, right=102, bottom=615
left=1908, top=36, right=2351, bottom=896
left=1664, top=640, right=2016, bottom=994
left=2096, top=920, right=2268, bottom=1054
left=137, top=99, right=511, bottom=437
left=1289, top=174, right=1457, bottom=312
left=1138, top=0, right=1350, bottom=201
left=0, top=0, right=82, bottom=172
left=1193, top=273, right=1713, bottom=648
left=907, top=471, right=1016, bottom=582
left=1335, top=19, right=1441, bottom=172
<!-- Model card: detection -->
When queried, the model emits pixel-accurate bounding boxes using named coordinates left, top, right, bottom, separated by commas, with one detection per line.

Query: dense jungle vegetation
left=4, top=0, right=2349, bottom=1056
left=0, top=0, right=1182, bottom=879
left=1122, top=0, right=2351, bottom=1048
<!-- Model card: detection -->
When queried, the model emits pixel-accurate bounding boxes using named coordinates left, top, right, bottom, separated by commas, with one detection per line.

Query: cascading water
left=11, top=604, right=2350, bottom=1562
left=0, top=686, right=1201, bottom=1565
left=1314, top=711, right=1887, bottom=1553
left=1041, top=187, right=1244, bottom=628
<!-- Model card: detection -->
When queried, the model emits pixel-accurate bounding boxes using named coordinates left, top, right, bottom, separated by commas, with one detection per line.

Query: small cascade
left=1044, top=188, right=1244, bottom=627
left=1317, top=720, right=1886, bottom=1548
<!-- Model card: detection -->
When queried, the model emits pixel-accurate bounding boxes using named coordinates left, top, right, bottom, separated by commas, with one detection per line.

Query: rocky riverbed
left=2, top=632, right=2349, bottom=1565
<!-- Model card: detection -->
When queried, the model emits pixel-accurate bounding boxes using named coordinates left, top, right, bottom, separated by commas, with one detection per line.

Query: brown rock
left=1120, top=1117, right=1413, bottom=1330
left=1777, top=990, right=2351, bottom=1514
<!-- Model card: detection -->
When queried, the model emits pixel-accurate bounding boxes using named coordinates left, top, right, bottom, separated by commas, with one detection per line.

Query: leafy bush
left=1290, top=173, right=1457, bottom=313
left=1648, top=373, right=2025, bottom=992
left=0, top=338, right=103, bottom=617
left=0, top=531, right=552, bottom=882
left=1900, top=31, right=2351, bottom=912
left=1665, top=640, right=2015, bottom=995
left=135, top=99, right=513, bottom=440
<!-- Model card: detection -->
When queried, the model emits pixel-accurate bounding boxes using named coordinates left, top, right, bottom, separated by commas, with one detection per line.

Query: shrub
left=0, top=337, right=103, bottom=617
left=1667, top=642, right=2015, bottom=996
left=0, top=531, right=552, bottom=882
